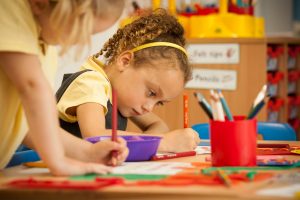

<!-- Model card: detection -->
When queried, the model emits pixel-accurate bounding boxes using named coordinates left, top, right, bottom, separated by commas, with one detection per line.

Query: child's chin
left=120, top=110, right=130, bottom=117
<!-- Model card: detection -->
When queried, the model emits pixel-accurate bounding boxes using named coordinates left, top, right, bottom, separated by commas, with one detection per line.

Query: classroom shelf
left=266, top=37, right=300, bottom=140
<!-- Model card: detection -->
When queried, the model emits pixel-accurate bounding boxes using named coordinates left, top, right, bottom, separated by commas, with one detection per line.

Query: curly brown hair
left=94, top=8, right=192, bottom=83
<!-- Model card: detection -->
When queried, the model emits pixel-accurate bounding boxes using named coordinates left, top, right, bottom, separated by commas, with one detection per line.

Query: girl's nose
left=142, top=102, right=155, bottom=113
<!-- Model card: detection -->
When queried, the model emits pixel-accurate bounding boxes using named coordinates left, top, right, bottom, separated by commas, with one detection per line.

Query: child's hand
left=158, top=128, right=200, bottom=152
left=89, top=137, right=129, bottom=166
left=48, top=157, right=113, bottom=176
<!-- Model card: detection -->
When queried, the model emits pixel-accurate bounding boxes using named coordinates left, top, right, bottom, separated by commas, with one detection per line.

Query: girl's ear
left=28, top=0, right=49, bottom=15
left=116, top=51, right=134, bottom=72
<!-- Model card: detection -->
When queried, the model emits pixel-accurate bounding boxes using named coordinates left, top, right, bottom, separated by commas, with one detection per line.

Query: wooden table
left=0, top=140, right=299, bottom=200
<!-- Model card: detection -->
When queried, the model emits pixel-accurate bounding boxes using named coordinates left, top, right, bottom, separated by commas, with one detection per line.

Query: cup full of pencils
left=193, top=86, right=269, bottom=167
left=210, top=116, right=257, bottom=167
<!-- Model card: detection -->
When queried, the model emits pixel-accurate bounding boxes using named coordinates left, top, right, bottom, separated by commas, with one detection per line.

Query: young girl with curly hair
left=57, top=8, right=201, bottom=153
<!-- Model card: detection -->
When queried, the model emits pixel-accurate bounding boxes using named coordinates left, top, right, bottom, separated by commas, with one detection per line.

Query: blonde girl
left=0, top=0, right=128, bottom=176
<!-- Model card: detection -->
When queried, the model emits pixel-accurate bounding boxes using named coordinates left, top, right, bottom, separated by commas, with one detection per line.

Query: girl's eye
left=147, top=90, right=164, bottom=106
left=148, top=90, right=156, bottom=97
left=156, top=101, right=164, bottom=106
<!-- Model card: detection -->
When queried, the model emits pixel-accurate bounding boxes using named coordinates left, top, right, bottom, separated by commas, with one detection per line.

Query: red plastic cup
left=210, top=116, right=257, bottom=166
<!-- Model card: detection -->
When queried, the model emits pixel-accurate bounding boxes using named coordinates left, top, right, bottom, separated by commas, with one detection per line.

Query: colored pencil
left=151, top=151, right=196, bottom=161
left=23, top=161, right=47, bottom=168
left=210, top=90, right=225, bottom=121
left=247, top=96, right=269, bottom=119
left=112, top=89, right=118, bottom=158
left=218, top=90, right=233, bottom=121
left=194, top=92, right=213, bottom=119
left=247, top=85, right=267, bottom=119
left=183, top=94, right=189, bottom=128
left=253, top=85, right=267, bottom=108
left=216, top=169, right=232, bottom=187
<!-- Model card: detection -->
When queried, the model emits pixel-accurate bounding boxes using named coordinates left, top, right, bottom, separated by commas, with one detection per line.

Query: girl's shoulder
left=77, top=69, right=110, bottom=85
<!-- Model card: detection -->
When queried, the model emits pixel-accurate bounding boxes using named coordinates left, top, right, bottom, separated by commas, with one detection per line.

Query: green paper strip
left=70, top=173, right=167, bottom=181
left=202, top=163, right=300, bottom=175
left=70, top=173, right=98, bottom=180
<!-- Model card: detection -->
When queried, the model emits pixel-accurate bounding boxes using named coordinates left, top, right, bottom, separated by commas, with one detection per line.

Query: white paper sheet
left=112, top=162, right=192, bottom=175
left=195, top=146, right=211, bottom=154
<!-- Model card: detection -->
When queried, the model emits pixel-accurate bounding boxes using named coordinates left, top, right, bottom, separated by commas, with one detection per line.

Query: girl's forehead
left=139, top=66, right=185, bottom=99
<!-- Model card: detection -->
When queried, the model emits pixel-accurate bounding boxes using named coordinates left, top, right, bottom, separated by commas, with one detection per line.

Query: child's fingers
left=99, top=138, right=128, bottom=166
left=102, top=137, right=127, bottom=151
left=117, top=148, right=129, bottom=162
left=85, top=163, right=113, bottom=174
left=193, top=131, right=201, bottom=144
left=100, top=140, right=123, bottom=151
left=49, top=158, right=113, bottom=176
left=108, top=148, right=129, bottom=166
left=116, top=137, right=127, bottom=147
left=114, top=138, right=129, bottom=155
left=185, top=128, right=200, bottom=144
left=110, top=157, right=117, bottom=166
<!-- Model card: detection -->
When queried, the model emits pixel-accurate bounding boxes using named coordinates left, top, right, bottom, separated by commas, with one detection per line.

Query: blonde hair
left=49, top=0, right=124, bottom=55
left=95, top=9, right=192, bottom=83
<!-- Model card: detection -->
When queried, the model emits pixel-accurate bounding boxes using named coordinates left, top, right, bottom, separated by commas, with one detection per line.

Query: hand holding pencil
left=159, top=128, right=201, bottom=152
left=24, top=138, right=129, bottom=169
left=89, top=138, right=129, bottom=166
left=109, top=89, right=129, bottom=166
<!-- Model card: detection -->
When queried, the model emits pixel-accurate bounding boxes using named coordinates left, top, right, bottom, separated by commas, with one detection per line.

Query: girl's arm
left=76, top=102, right=149, bottom=136
left=129, top=112, right=169, bottom=133
left=76, top=102, right=169, bottom=137
left=0, top=52, right=116, bottom=175
left=76, top=102, right=200, bottom=153
left=76, top=102, right=107, bottom=138
left=0, top=52, right=65, bottom=166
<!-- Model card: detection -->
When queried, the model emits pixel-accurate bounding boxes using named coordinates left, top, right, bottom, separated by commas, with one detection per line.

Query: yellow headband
left=131, top=42, right=188, bottom=57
